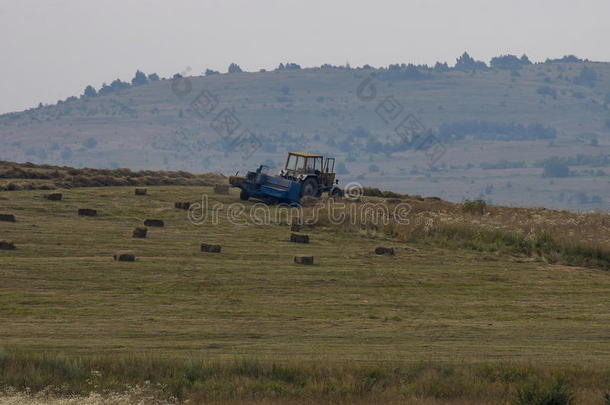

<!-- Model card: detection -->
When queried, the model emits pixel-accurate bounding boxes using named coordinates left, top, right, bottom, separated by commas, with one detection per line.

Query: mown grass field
left=1, top=186, right=610, bottom=403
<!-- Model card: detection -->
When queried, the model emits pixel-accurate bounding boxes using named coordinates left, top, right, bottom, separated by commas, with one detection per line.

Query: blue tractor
left=229, top=152, right=343, bottom=205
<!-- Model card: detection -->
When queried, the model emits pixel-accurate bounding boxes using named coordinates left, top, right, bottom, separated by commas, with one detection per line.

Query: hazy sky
left=1, top=0, right=609, bottom=114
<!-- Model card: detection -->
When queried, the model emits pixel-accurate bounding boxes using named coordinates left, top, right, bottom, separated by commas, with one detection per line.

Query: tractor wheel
left=330, top=187, right=344, bottom=198
left=239, top=190, right=250, bottom=201
left=300, top=177, right=319, bottom=197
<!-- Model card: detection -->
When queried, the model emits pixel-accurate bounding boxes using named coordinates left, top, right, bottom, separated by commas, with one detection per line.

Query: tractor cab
left=280, top=152, right=340, bottom=197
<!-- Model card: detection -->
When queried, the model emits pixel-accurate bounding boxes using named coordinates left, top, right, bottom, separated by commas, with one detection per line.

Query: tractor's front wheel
left=330, top=187, right=344, bottom=198
left=239, top=190, right=250, bottom=201
left=300, top=177, right=319, bottom=197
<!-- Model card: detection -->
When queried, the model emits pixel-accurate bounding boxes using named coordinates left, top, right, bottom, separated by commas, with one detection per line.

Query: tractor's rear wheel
left=239, top=190, right=250, bottom=201
left=300, top=177, right=319, bottom=197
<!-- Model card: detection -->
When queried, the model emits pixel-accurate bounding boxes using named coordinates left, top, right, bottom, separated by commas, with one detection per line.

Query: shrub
left=514, top=377, right=574, bottom=405
left=362, top=187, right=383, bottom=197
left=82, top=137, right=97, bottom=149
left=573, top=66, right=599, bottom=87
left=461, top=199, right=486, bottom=214
left=537, top=86, right=557, bottom=99
left=542, top=158, right=570, bottom=178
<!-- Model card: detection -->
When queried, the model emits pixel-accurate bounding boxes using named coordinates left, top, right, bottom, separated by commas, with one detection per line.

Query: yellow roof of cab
left=288, top=152, right=322, bottom=158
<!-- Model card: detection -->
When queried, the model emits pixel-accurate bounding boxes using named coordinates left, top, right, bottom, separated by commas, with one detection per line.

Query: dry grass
left=303, top=195, right=610, bottom=270
left=1, top=351, right=609, bottom=405
left=0, top=161, right=225, bottom=190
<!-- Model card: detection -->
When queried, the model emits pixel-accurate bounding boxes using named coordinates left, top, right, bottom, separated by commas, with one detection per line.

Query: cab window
left=286, top=155, right=297, bottom=170
left=287, top=155, right=305, bottom=171
left=295, top=156, right=305, bottom=170
left=305, top=158, right=316, bottom=171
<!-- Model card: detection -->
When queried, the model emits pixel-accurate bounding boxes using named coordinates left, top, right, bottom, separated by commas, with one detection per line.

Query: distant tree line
left=535, top=154, right=610, bottom=168
left=490, top=54, right=531, bottom=70
left=480, top=160, right=527, bottom=170
left=81, top=70, right=160, bottom=98
left=276, top=62, right=302, bottom=71
left=435, top=120, right=558, bottom=142
left=65, top=51, right=595, bottom=107
left=545, top=55, right=584, bottom=63
left=333, top=120, right=557, bottom=157
left=377, top=64, right=433, bottom=81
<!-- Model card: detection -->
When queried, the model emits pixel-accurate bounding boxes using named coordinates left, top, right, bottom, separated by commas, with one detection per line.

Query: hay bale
left=174, top=202, right=191, bottom=210
left=0, top=214, right=16, bottom=222
left=294, top=256, right=314, bottom=265
left=132, top=227, right=147, bottom=238
left=201, top=243, right=221, bottom=253
left=290, top=223, right=301, bottom=232
left=78, top=208, right=97, bottom=217
left=135, top=188, right=147, bottom=195
left=143, top=219, right=164, bottom=227
left=0, top=240, right=16, bottom=250
left=114, top=251, right=136, bottom=262
left=45, top=193, right=62, bottom=201
left=375, top=247, right=395, bottom=256
left=214, top=184, right=230, bottom=195
left=290, top=233, right=309, bottom=244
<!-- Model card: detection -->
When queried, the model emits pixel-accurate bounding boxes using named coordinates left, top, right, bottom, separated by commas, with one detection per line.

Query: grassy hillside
left=0, top=160, right=225, bottom=190
left=1, top=59, right=610, bottom=210
left=1, top=181, right=610, bottom=403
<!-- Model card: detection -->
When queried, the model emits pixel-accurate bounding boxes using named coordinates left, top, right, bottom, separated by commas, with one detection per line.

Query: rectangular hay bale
left=45, top=193, right=63, bottom=201
left=174, top=202, right=191, bottom=210
left=78, top=208, right=97, bottom=217
left=294, top=256, right=314, bottom=265
left=290, top=233, right=309, bottom=244
left=375, top=247, right=395, bottom=255
left=144, top=219, right=164, bottom=227
left=0, top=214, right=16, bottom=222
left=135, top=188, right=147, bottom=195
left=132, top=227, right=147, bottom=238
left=0, top=240, right=16, bottom=250
left=114, top=251, right=136, bottom=262
left=201, top=243, right=221, bottom=253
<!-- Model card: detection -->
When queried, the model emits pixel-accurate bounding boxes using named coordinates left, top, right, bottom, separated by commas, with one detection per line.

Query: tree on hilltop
left=83, top=85, right=97, bottom=98
left=131, top=70, right=148, bottom=86
left=455, top=52, right=488, bottom=71
left=228, top=63, right=243, bottom=73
